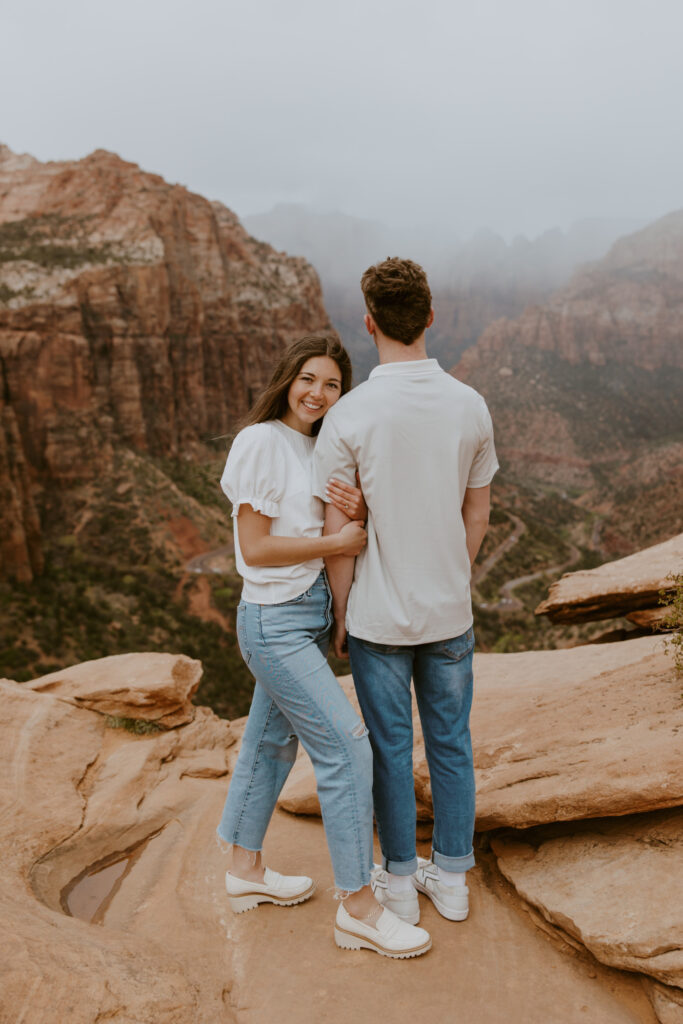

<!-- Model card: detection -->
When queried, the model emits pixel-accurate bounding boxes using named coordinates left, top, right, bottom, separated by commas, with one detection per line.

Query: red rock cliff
left=458, top=211, right=683, bottom=376
left=0, top=146, right=332, bottom=581
left=453, top=213, right=683, bottom=494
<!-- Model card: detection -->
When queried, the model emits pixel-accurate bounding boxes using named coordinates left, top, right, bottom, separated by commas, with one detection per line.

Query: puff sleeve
left=220, top=424, right=287, bottom=519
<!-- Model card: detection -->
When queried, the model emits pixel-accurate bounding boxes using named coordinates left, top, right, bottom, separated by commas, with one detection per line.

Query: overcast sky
left=3, top=0, right=683, bottom=238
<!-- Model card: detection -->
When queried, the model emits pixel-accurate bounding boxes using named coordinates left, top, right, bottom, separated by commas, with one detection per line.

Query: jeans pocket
left=441, top=627, right=475, bottom=662
left=236, top=603, right=252, bottom=666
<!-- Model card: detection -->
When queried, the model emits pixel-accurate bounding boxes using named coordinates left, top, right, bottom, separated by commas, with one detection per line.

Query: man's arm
left=323, top=503, right=355, bottom=658
left=462, top=485, right=491, bottom=566
left=238, top=504, right=365, bottom=566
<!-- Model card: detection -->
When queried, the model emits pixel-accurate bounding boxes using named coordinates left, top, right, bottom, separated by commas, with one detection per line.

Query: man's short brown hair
left=361, top=257, right=432, bottom=345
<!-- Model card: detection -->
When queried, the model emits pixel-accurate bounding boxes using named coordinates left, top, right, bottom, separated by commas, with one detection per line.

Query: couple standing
left=217, top=257, right=498, bottom=958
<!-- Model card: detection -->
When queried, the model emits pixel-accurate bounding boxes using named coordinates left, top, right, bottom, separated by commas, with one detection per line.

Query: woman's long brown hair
left=241, top=334, right=353, bottom=434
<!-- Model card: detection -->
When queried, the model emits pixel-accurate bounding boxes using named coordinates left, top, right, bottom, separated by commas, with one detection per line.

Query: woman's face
left=282, top=356, right=343, bottom=435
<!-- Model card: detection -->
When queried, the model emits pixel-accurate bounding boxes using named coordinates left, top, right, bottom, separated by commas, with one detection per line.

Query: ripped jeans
left=217, top=573, right=374, bottom=892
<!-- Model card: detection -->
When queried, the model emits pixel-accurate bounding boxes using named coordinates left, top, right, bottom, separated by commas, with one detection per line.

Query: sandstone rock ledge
left=22, top=651, right=202, bottom=727
left=535, top=532, right=683, bottom=623
left=2, top=647, right=666, bottom=1024
left=278, top=635, right=682, bottom=1024
left=280, top=636, right=683, bottom=830
left=1, top=654, right=237, bottom=1023
left=491, top=808, right=683, bottom=988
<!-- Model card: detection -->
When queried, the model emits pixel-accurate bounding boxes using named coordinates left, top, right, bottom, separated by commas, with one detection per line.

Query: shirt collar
left=369, top=358, right=441, bottom=379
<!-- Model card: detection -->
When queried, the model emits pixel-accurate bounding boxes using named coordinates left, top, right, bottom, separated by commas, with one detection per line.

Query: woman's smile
left=282, top=355, right=343, bottom=434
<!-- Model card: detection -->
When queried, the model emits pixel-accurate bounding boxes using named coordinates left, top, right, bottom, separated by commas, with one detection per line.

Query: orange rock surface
left=23, top=650, right=203, bottom=727
left=0, top=653, right=661, bottom=1024
left=535, top=532, right=683, bottom=623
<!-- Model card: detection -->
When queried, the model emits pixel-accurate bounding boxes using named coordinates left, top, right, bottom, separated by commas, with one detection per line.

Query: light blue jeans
left=217, top=573, right=374, bottom=892
left=348, top=626, right=476, bottom=876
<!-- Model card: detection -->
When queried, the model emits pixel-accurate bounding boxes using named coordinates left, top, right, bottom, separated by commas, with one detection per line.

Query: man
left=313, top=256, right=497, bottom=931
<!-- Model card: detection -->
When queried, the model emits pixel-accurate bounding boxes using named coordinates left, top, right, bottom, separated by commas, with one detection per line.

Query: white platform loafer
left=370, top=865, right=420, bottom=925
left=225, top=866, right=315, bottom=913
left=334, top=902, right=431, bottom=959
left=413, top=858, right=469, bottom=921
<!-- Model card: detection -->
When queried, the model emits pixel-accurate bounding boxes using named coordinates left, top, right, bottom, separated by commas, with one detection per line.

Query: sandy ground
left=221, top=808, right=657, bottom=1024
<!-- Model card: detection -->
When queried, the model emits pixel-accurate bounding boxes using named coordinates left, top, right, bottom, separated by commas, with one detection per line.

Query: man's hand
left=332, top=618, right=348, bottom=660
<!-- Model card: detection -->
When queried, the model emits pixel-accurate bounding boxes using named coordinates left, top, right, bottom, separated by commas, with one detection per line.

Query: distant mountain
left=243, top=205, right=406, bottom=287
left=459, top=210, right=683, bottom=374
left=243, top=204, right=640, bottom=292
left=454, top=211, right=683, bottom=553
left=243, top=204, right=641, bottom=380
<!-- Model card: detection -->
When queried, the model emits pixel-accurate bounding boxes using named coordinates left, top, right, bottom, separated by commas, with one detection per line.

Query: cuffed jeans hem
left=382, top=855, right=418, bottom=875
left=432, top=847, right=475, bottom=872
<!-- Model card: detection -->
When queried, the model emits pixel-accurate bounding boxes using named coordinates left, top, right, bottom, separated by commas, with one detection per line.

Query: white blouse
left=220, top=420, right=324, bottom=604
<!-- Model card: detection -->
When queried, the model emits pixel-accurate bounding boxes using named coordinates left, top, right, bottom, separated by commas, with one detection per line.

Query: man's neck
left=376, top=333, right=428, bottom=365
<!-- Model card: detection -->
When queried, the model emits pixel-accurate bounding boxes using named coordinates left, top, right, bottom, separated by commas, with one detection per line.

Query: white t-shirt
left=221, top=420, right=323, bottom=604
left=312, top=359, right=498, bottom=644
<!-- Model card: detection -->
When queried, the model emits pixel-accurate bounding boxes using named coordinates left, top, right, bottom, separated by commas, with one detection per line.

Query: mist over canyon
left=243, top=204, right=643, bottom=381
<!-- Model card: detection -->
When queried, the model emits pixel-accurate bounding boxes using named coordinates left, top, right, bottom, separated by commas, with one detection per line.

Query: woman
left=217, top=333, right=430, bottom=958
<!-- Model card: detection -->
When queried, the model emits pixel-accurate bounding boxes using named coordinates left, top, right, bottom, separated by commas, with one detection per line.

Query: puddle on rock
left=61, top=829, right=162, bottom=924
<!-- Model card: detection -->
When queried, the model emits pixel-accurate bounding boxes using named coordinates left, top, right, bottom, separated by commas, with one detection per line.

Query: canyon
left=2, top=143, right=682, bottom=705
left=1, top=146, right=682, bottom=1022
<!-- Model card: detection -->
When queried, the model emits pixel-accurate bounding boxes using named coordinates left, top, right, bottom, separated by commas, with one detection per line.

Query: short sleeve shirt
left=312, top=359, right=498, bottom=644
left=221, top=420, right=324, bottom=604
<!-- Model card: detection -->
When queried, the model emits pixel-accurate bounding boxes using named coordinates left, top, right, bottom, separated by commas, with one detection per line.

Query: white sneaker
left=370, top=865, right=420, bottom=925
left=413, top=858, right=469, bottom=921
left=334, top=902, right=431, bottom=959
left=225, top=866, right=315, bottom=913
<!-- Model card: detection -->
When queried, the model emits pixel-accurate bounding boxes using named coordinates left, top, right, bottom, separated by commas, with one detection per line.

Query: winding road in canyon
left=472, top=514, right=583, bottom=614
left=185, top=514, right=589, bottom=617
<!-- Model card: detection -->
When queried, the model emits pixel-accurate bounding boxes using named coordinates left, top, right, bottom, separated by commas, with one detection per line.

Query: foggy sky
left=3, top=0, right=683, bottom=238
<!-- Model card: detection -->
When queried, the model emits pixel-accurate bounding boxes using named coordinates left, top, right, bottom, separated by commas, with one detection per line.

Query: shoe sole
left=228, top=882, right=316, bottom=914
left=334, top=925, right=431, bottom=959
left=413, top=880, right=468, bottom=921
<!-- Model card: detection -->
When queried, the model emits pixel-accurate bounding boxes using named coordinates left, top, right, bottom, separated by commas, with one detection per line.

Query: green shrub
left=660, top=574, right=683, bottom=674
left=0, top=214, right=116, bottom=268
left=105, top=715, right=163, bottom=734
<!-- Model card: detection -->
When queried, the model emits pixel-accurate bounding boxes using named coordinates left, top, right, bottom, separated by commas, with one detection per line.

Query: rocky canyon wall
left=0, top=146, right=331, bottom=581
left=454, top=212, right=683, bottom=496
left=458, top=210, right=683, bottom=374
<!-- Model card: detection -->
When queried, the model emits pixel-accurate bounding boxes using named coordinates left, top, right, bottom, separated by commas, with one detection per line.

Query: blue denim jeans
left=217, top=573, right=374, bottom=892
left=348, top=626, right=476, bottom=876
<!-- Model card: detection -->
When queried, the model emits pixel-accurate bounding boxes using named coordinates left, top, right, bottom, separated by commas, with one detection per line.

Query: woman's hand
left=326, top=473, right=367, bottom=521
left=337, top=520, right=367, bottom=556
